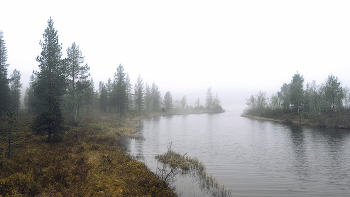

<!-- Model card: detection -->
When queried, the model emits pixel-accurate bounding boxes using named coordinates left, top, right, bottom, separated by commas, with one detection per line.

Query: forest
left=0, top=18, right=224, bottom=196
left=244, top=71, right=350, bottom=128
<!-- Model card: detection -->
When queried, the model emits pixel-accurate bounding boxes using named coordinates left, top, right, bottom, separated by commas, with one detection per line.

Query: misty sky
left=1, top=1, right=350, bottom=107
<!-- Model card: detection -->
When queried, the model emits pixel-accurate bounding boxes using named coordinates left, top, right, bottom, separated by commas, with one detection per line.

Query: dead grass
left=0, top=111, right=176, bottom=197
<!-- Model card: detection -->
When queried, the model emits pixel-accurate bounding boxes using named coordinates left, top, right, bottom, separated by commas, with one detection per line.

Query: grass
left=155, top=144, right=232, bottom=197
left=0, top=111, right=176, bottom=197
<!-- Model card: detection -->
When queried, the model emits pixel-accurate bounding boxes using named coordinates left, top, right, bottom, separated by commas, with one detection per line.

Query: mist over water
left=120, top=107, right=350, bottom=196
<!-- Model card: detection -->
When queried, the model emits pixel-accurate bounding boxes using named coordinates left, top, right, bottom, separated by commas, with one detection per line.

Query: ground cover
left=0, top=112, right=176, bottom=196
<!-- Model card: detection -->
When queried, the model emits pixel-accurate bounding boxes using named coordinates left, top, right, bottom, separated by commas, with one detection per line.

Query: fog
left=2, top=1, right=350, bottom=110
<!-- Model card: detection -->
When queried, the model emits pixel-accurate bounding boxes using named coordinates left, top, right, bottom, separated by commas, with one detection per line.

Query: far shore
left=240, top=114, right=350, bottom=130
left=141, top=108, right=225, bottom=118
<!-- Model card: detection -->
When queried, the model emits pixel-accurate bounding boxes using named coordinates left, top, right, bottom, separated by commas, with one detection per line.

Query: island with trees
left=0, top=17, right=223, bottom=196
left=242, top=71, right=350, bottom=129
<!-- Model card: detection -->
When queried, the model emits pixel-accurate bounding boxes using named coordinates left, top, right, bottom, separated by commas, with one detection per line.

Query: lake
left=119, top=107, right=350, bottom=196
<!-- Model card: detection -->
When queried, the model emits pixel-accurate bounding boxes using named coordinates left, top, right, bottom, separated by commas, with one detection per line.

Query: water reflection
left=287, top=125, right=309, bottom=179
left=119, top=111, right=350, bottom=196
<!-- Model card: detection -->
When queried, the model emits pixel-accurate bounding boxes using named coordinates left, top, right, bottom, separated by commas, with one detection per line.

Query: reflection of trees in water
left=155, top=143, right=232, bottom=197
left=288, top=124, right=309, bottom=178
left=287, top=124, right=350, bottom=183
left=307, top=126, right=350, bottom=181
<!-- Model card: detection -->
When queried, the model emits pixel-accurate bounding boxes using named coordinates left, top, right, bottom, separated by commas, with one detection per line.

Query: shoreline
left=240, top=114, right=350, bottom=129
left=0, top=109, right=227, bottom=196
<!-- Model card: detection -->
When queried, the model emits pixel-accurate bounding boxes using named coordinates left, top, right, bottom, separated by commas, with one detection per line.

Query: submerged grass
left=156, top=145, right=232, bottom=197
left=0, top=112, right=176, bottom=196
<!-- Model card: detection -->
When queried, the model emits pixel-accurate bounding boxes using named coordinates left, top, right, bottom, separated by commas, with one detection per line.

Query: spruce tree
left=9, top=69, right=22, bottom=116
left=151, top=82, right=161, bottom=110
left=24, top=73, right=36, bottom=114
left=134, top=74, right=144, bottom=112
left=0, top=30, right=10, bottom=119
left=112, top=64, right=126, bottom=116
left=125, top=73, right=133, bottom=111
left=99, top=81, right=108, bottom=112
left=31, top=17, right=68, bottom=142
left=144, top=83, right=151, bottom=110
left=107, top=78, right=113, bottom=112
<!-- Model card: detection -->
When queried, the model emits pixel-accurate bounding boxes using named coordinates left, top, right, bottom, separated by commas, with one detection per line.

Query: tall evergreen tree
left=64, top=42, right=90, bottom=124
left=113, top=64, right=126, bottom=116
left=144, top=83, right=152, bottom=110
left=99, top=81, right=108, bottom=112
left=151, top=82, right=161, bottom=110
left=9, top=69, right=22, bottom=116
left=107, top=78, right=113, bottom=112
left=84, top=78, right=94, bottom=116
left=24, top=73, right=36, bottom=113
left=31, top=17, right=68, bottom=142
left=66, top=42, right=89, bottom=93
left=134, top=74, right=144, bottom=112
left=125, top=73, right=133, bottom=111
left=0, top=30, right=10, bottom=119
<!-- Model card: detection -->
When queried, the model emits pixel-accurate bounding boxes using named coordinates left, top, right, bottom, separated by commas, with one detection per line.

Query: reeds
left=156, top=144, right=232, bottom=197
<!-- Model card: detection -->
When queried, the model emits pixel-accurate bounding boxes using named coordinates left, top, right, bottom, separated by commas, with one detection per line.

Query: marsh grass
left=156, top=144, right=232, bottom=197
left=0, top=112, right=176, bottom=196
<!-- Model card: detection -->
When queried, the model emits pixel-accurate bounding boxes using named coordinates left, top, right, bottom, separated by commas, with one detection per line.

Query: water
left=119, top=107, right=350, bottom=196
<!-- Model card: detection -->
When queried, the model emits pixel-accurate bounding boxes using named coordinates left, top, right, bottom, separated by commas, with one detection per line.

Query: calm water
left=120, top=107, right=350, bottom=196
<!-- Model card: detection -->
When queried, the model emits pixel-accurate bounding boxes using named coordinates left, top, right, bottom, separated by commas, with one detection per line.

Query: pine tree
left=144, top=83, right=151, bottom=110
left=31, top=17, right=68, bottom=142
left=0, top=30, right=10, bottom=119
left=84, top=78, right=94, bottom=116
left=99, top=81, right=108, bottom=112
left=151, top=82, right=161, bottom=110
left=112, top=64, right=127, bottom=116
left=9, top=69, right=22, bottom=116
left=134, top=74, right=144, bottom=112
left=64, top=42, right=90, bottom=124
left=125, top=73, right=133, bottom=111
left=107, top=78, right=113, bottom=112
left=24, top=73, right=36, bottom=113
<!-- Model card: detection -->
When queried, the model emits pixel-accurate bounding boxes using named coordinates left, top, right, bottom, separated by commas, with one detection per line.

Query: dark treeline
left=244, top=71, right=350, bottom=128
left=0, top=17, right=224, bottom=143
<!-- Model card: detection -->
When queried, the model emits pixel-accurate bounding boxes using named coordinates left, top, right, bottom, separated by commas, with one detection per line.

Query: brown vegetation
left=0, top=112, right=176, bottom=196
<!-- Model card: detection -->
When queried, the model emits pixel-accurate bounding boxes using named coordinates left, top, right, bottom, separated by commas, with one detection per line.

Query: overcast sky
left=1, top=0, right=350, bottom=108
